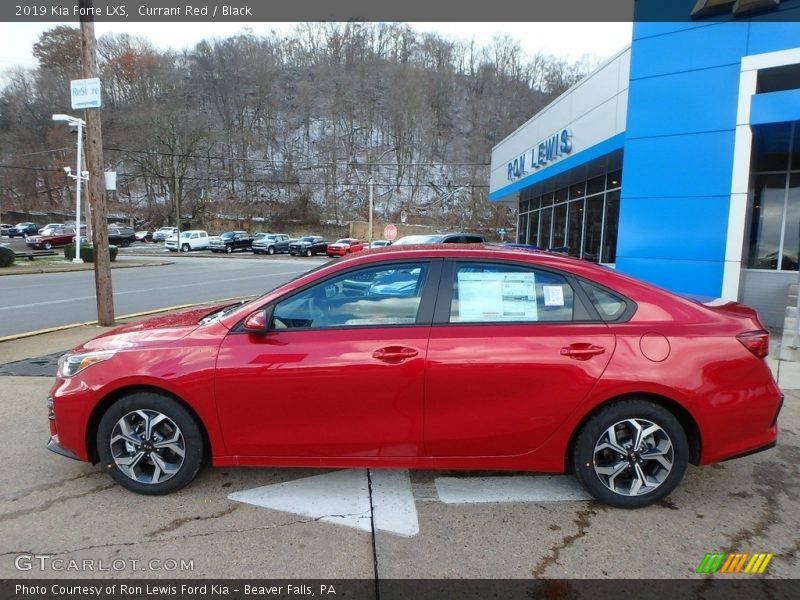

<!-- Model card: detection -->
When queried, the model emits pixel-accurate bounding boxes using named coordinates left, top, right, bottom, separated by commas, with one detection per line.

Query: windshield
left=393, top=235, right=444, bottom=245
left=299, top=236, right=315, bottom=242
left=220, top=232, right=235, bottom=239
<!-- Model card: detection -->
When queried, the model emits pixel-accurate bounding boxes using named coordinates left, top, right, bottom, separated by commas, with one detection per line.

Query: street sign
left=70, top=78, right=101, bottom=109
left=383, top=224, right=398, bottom=241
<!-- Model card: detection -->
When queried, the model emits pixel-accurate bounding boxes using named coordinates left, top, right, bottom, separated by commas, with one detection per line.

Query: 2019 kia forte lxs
left=47, top=245, right=782, bottom=508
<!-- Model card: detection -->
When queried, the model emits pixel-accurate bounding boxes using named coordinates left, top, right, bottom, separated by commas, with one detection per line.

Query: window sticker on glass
left=457, top=271, right=538, bottom=321
left=543, top=285, right=565, bottom=307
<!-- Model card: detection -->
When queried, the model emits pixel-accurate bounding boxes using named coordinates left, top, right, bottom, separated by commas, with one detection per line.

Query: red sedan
left=26, top=226, right=79, bottom=250
left=326, top=238, right=365, bottom=257
left=46, top=245, right=781, bottom=508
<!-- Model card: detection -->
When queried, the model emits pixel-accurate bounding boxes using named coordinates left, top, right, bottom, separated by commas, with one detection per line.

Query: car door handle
left=372, top=347, right=419, bottom=362
left=560, top=344, right=606, bottom=360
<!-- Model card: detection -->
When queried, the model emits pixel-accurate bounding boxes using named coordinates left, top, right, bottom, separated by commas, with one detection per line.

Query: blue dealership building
left=489, top=0, right=800, bottom=327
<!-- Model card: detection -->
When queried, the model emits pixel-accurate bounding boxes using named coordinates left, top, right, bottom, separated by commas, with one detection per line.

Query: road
left=0, top=255, right=323, bottom=338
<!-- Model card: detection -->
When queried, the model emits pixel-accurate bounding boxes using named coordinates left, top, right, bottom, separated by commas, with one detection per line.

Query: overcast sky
left=0, top=22, right=633, bottom=70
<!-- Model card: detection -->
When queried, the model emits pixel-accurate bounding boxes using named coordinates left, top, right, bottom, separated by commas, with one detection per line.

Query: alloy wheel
left=109, top=409, right=186, bottom=485
left=592, top=418, right=674, bottom=497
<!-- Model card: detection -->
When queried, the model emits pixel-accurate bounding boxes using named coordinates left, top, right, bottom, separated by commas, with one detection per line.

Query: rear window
left=580, top=281, right=629, bottom=321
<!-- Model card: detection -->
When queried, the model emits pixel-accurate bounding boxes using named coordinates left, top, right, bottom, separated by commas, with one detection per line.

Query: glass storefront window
left=602, top=191, right=620, bottom=263
left=567, top=200, right=584, bottom=256
left=583, top=195, right=604, bottom=262
left=569, top=182, right=586, bottom=200
left=748, top=174, right=785, bottom=269
left=782, top=174, right=800, bottom=271
left=515, top=156, right=621, bottom=261
left=587, top=175, right=605, bottom=196
left=529, top=210, right=540, bottom=247
left=746, top=122, right=799, bottom=271
left=539, top=207, right=553, bottom=249
left=518, top=213, right=528, bottom=246
left=552, top=203, right=568, bottom=247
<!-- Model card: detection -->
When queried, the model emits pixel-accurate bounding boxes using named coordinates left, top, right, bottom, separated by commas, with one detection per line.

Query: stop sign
left=383, top=224, right=398, bottom=241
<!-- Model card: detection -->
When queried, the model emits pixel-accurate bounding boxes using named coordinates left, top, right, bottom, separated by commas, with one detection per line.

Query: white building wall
left=490, top=46, right=631, bottom=199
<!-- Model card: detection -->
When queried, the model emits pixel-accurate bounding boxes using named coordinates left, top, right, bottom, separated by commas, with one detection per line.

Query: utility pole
left=368, top=178, right=374, bottom=244
left=80, top=0, right=114, bottom=325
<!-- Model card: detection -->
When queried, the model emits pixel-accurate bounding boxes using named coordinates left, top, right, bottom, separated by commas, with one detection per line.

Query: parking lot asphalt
left=0, top=323, right=798, bottom=580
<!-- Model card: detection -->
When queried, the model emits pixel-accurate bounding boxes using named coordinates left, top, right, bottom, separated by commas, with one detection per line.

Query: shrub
left=64, top=244, right=118, bottom=262
left=0, top=245, right=14, bottom=267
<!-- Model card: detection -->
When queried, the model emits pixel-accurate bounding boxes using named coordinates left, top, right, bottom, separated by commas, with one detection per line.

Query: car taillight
left=736, top=330, right=769, bottom=358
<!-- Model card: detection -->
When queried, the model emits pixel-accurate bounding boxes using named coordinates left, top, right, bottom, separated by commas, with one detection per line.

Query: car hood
left=75, top=304, right=229, bottom=353
left=293, top=241, right=312, bottom=245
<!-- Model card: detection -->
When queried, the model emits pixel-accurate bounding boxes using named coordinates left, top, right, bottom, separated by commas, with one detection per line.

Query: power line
left=105, top=145, right=490, bottom=168
left=0, top=164, right=490, bottom=189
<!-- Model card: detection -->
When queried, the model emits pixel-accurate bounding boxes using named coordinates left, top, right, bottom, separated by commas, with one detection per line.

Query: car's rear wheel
left=572, top=400, right=688, bottom=508
left=96, top=392, right=204, bottom=495
left=181, top=244, right=190, bottom=252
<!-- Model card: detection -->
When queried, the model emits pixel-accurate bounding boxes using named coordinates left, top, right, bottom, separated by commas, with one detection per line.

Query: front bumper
left=47, top=436, right=80, bottom=460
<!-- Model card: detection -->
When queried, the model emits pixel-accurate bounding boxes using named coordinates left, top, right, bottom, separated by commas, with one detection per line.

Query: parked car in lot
left=135, top=230, right=154, bottom=243
left=370, top=240, right=392, bottom=249
left=107, top=226, right=136, bottom=247
left=326, top=238, right=365, bottom=257
left=153, top=227, right=178, bottom=243
left=1, top=223, right=12, bottom=236
left=392, top=232, right=485, bottom=245
left=165, top=230, right=211, bottom=252
left=252, top=233, right=292, bottom=255
left=8, top=222, right=40, bottom=238
left=46, top=245, right=782, bottom=507
left=209, top=231, right=253, bottom=253
left=288, top=236, right=329, bottom=256
left=25, top=226, right=79, bottom=250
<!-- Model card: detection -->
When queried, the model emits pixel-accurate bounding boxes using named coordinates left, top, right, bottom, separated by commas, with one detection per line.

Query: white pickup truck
left=165, top=230, right=211, bottom=252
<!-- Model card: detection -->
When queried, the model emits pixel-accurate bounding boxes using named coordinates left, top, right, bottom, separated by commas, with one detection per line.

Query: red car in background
left=326, top=238, right=365, bottom=257
left=46, top=245, right=781, bottom=508
left=26, top=226, right=79, bottom=250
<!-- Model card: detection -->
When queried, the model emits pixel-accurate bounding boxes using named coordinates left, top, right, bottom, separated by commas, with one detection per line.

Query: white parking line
left=371, top=469, right=419, bottom=537
left=435, top=475, right=591, bottom=503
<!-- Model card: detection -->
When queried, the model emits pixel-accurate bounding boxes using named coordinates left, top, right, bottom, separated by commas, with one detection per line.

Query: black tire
left=43, top=241, right=52, bottom=250
left=226, top=245, right=232, bottom=254
left=268, top=246, right=275, bottom=255
left=122, top=239, right=130, bottom=247
left=572, top=400, right=688, bottom=509
left=305, top=248, right=312, bottom=257
left=181, top=244, right=190, bottom=252
left=96, top=392, right=204, bottom=495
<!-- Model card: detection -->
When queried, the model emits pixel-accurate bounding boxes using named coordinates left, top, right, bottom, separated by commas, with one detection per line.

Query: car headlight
left=58, top=350, right=116, bottom=377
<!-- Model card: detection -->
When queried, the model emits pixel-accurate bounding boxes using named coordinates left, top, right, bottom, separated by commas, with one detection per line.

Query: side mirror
left=243, top=306, right=274, bottom=335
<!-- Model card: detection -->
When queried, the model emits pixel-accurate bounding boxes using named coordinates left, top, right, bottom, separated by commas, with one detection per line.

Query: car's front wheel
left=268, top=246, right=275, bottom=255
left=181, top=244, right=190, bottom=252
left=305, top=248, right=312, bottom=257
left=572, top=400, right=688, bottom=508
left=43, top=241, right=52, bottom=250
left=225, top=245, right=232, bottom=254
left=96, top=392, right=204, bottom=495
